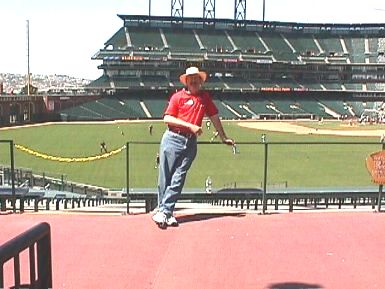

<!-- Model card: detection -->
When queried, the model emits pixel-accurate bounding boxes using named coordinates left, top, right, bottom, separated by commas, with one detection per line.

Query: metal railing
left=0, top=222, right=52, bottom=289
left=125, top=140, right=385, bottom=214
left=0, top=140, right=16, bottom=213
left=0, top=196, right=125, bottom=213
left=2, top=139, right=384, bottom=214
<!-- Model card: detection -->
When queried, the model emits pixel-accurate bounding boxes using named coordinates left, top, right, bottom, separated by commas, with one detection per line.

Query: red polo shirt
left=164, top=89, right=218, bottom=133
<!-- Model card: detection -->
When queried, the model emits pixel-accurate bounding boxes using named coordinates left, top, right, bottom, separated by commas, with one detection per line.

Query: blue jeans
left=157, top=130, right=197, bottom=216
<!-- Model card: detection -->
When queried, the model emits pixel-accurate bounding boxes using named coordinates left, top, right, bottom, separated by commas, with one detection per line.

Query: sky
left=1, top=0, right=385, bottom=80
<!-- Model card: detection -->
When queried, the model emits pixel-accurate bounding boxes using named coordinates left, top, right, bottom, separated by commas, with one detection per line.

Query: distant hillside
left=0, top=73, right=91, bottom=94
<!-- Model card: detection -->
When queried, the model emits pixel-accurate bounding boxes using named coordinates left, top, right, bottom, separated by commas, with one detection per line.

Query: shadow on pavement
left=177, top=212, right=246, bottom=224
left=267, top=282, right=323, bottom=289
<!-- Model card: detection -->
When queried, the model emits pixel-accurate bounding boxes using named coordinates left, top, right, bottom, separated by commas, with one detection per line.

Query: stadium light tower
left=262, top=0, right=266, bottom=22
left=26, top=19, right=31, bottom=96
left=203, top=0, right=215, bottom=20
left=234, top=0, right=246, bottom=24
left=171, top=0, right=184, bottom=18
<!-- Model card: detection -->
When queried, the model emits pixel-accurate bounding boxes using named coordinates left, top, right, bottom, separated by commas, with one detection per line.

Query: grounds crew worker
left=152, top=66, right=235, bottom=227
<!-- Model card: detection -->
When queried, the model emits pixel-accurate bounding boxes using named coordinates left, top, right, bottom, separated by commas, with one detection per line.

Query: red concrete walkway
left=1, top=211, right=385, bottom=289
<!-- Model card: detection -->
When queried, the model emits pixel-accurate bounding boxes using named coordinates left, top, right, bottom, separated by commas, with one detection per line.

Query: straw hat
left=179, top=67, right=207, bottom=86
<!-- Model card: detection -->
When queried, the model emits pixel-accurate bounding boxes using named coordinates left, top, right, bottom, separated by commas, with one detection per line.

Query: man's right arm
left=164, top=115, right=202, bottom=136
left=209, top=114, right=234, bottom=145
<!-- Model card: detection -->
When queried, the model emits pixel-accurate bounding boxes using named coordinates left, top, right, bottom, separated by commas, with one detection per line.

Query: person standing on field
left=152, top=66, right=235, bottom=227
left=155, top=153, right=160, bottom=169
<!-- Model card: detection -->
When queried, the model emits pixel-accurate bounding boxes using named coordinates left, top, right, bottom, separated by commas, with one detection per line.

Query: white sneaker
left=152, top=211, right=167, bottom=225
left=166, top=215, right=178, bottom=226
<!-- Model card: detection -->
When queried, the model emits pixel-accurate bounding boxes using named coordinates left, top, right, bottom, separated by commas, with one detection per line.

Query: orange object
left=366, top=150, right=385, bottom=184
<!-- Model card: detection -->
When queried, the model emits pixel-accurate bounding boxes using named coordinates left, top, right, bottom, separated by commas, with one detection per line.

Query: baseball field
left=0, top=120, right=383, bottom=190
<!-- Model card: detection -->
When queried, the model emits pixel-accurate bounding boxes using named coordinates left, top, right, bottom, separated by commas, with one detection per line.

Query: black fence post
left=262, top=142, right=268, bottom=214
left=10, top=140, right=16, bottom=213
left=61, top=174, right=64, bottom=191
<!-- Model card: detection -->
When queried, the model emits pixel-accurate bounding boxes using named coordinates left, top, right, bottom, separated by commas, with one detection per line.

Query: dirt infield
left=2, top=119, right=385, bottom=138
left=238, top=121, right=385, bottom=137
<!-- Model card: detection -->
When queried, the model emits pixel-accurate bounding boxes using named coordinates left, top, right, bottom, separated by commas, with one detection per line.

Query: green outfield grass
left=0, top=121, right=382, bottom=190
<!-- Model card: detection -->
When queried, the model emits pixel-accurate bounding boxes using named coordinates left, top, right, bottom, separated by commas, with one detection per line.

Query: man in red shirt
left=152, top=66, right=235, bottom=227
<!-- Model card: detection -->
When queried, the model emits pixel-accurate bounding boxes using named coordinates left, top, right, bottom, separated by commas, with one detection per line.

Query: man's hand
left=190, top=124, right=203, bottom=136
left=222, top=138, right=235, bottom=146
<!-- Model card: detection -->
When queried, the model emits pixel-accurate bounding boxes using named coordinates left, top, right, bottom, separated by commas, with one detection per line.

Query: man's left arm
left=209, top=114, right=235, bottom=145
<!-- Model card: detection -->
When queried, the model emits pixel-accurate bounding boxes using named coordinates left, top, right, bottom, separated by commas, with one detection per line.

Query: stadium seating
left=221, top=98, right=253, bottom=118
left=99, top=98, right=145, bottom=118
left=112, top=77, right=143, bottom=89
left=367, top=83, right=385, bottom=91
left=221, top=76, right=254, bottom=90
left=343, top=36, right=366, bottom=63
left=163, top=28, right=201, bottom=52
left=295, top=99, right=330, bottom=118
left=105, top=27, right=128, bottom=49
left=246, top=99, right=277, bottom=115
left=80, top=100, right=124, bottom=119
left=319, top=100, right=350, bottom=116
left=348, top=101, right=370, bottom=116
left=252, top=80, right=279, bottom=89
left=60, top=105, right=104, bottom=121
left=343, top=83, right=363, bottom=90
left=141, top=75, right=170, bottom=88
left=213, top=99, right=240, bottom=119
left=121, top=97, right=147, bottom=118
left=203, top=76, right=227, bottom=90
left=368, top=38, right=379, bottom=53
left=270, top=99, right=308, bottom=115
left=80, top=16, right=385, bottom=123
left=300, top=82, right=323, bottom=90
left=276, top=78, right=302, bottom=89
left=316, top=35, right=344, bottom=55
left=59, top=97, right=146, bottom=120
left=87, top=75, right=111, bottom=89
left=127, top=27, right=165, bottom=51
left=284, top=33, right=320, bottom=56
left=142, top=96, right=168, bottom=118
left=258, top=32, right=298, bottom=61
left=322, top=83, right=343, bottom=90
left=197, top=30, right=234, bottom=53
left=227, top=30, right=266, bottom=54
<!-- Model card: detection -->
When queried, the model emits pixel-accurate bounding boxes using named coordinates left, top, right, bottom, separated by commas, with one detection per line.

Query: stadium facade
left=2, top=12, right=385, bottom=125
left=68, top=15, right=385, bottom=122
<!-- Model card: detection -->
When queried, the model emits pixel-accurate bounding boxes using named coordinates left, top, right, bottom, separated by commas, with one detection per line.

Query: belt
left=168, top=128, right=195, bottom=138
